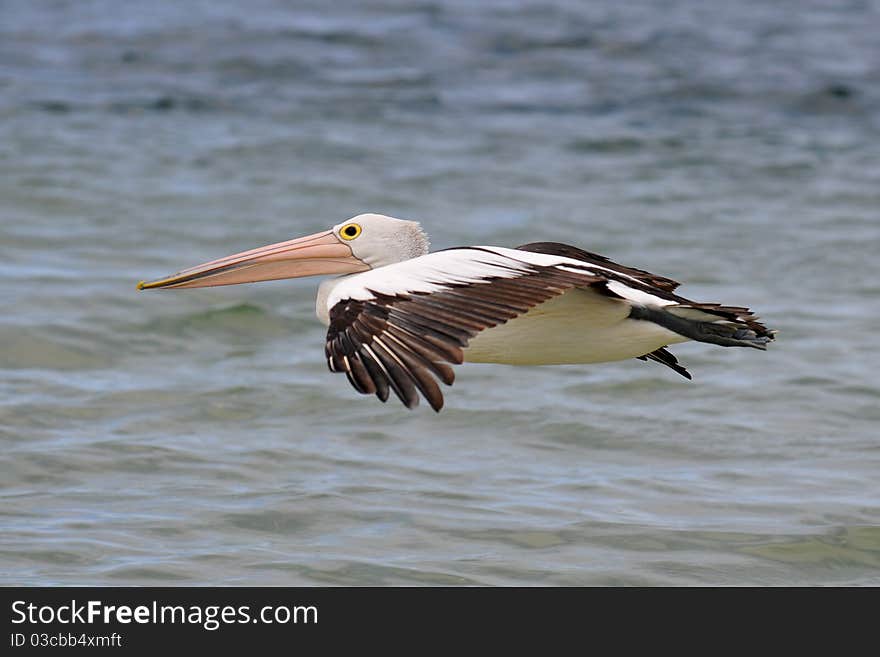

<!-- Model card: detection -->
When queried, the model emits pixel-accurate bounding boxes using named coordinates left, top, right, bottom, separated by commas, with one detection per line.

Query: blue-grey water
left=2, top=0, right=879, bottom=585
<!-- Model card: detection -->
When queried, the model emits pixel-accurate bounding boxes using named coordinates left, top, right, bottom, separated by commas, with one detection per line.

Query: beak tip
left=136, top=280, right=147, bottom=291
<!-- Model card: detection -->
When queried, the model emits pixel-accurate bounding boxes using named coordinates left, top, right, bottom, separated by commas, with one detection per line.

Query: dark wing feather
left=636, top=347, right=692, bottom=380
left=325, top=265, right=603, bottom=411
left=516, top=242, right=681, bottom=294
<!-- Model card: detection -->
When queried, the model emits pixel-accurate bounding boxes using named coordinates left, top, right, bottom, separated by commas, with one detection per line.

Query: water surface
left=1, top=0, right=879, bottom=585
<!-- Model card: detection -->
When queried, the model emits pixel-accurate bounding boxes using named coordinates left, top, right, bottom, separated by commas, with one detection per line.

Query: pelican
left=138, top=213, right=775, bottom=411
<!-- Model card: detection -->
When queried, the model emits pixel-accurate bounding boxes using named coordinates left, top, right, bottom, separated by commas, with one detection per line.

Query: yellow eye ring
left=339, top=223, right=362, bottom=240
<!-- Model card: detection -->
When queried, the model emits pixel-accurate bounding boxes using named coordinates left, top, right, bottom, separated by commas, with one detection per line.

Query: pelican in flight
left=139, top=213, right=775, bottom=411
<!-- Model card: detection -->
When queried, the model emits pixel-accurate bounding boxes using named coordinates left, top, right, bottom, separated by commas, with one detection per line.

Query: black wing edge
left=636, top=347, right=692, bottom=380
left=516, top=241, right=681, bottom=294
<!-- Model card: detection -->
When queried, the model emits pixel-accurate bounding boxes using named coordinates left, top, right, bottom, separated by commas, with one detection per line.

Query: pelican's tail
left=630, top=303, right=776, bottom=349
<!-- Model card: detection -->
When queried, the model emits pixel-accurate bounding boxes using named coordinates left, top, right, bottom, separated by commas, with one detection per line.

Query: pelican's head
left=137, top=213, right=430, bottom=290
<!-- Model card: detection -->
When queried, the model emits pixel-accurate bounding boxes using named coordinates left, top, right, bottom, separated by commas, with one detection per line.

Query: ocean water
left=1, top=0, right=879, bottom=585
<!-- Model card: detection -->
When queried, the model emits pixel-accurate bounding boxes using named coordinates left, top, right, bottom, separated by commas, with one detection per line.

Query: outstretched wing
left=324, top=247, right=614, bottom=411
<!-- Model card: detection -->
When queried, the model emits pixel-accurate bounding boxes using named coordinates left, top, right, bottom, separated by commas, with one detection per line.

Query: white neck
left=316, top=275, right=358, bottom=325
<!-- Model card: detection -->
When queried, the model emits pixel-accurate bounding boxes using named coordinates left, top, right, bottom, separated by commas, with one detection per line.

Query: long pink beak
left=137, top=229, right=369, bottom=290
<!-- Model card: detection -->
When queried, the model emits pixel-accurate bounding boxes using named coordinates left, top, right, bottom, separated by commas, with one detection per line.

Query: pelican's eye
left=339, top=223, right=362, bottom=240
